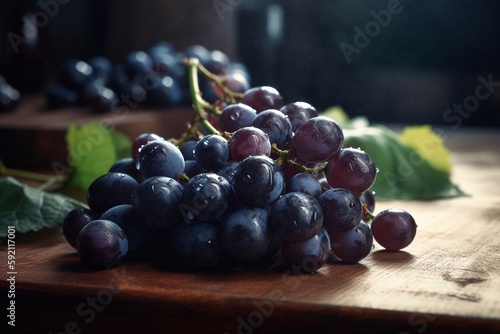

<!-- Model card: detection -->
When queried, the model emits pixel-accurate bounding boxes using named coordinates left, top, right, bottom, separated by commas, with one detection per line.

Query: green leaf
left=65, top=122, right=132, bottom=192
left=322, top=105, right=369, bottom=129
left=399, top=125, right=451, bottom=174
left=0, top=176, right=87, bottom=237
left=342, top=125, right=466, bottom=201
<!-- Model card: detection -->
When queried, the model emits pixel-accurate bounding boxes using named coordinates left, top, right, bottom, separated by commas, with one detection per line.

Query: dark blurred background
left=1, top=0, right=499, bottom=126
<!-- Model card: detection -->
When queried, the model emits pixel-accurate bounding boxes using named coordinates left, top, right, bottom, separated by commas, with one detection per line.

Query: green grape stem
left=0, top=159, right=66, bottom=189
left=362, top=204, right=375, bottom=225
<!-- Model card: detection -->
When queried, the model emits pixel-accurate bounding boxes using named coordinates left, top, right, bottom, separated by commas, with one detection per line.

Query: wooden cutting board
left=0, top=96, right=195, bottom=168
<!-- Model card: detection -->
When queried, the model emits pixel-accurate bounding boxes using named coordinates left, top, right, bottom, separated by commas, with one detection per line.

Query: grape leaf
left=0, top=176, right=87, bottom=237
left=65, top=122, right=132, bottom=192
left=342, top=125, right=466, bottom=200
left=399, top=125, right=451, bottom=174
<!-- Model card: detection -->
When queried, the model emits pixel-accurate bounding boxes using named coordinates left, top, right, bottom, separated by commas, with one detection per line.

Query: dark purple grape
left=131, top=132, right=164, bottom=162
left=124, top=50, right=153, bottom=76
left=240, top=86, right=284, bottom=113
left=228, top=126, right=271, bottom=161
left=232, top=155, right=284, bottom=206
left=150, top=52, right=186, bottom=81
left=167, top=220, right=223, bottom=270
left=219, top=103, right=257, bottom=132
left=286, top=172, right=323, bottom=199
left=360, top=190, right=376, bottom=214
left=371, top=209, right=417, bottom=251
left=216, top=161, right=239, bottom=185
left=280, top=101, right=318, bottom=132
left=181, top=173, right=232, bottom=221
left=136, top=140, right=185, bottom=180
left=183, top=160, right=204, bottom=179
left=280, top=228, right=331, bottom=273
left=76, top=220, right=128, bottom=269
left=227, top=62, right=251, bottom=83
left=292, top=116, right=344, bottom=164
left=0, top=80, right=20, bottom=112
left=329, top=221, right=373, bottom=263
left=251, top=109, right=293, bottom=147
left=220, top=206, right=275, bottom=262
left=180, top=140, right=197, bottom=160
left=194, top=134, right=229, bottom=171
left=133, top=176, right=184, bottom=230
left=148, top=41, right=175, bottom=58
left=87, top=56, right=112, bottom=84
left=109, top=157, right=145, bottom=183
left=318, top=188, right=362, bottom=233
left=101, top=204, right=153, bottom=255
left=212, top=71, right=251, bottom=97
left=45, top=84, right=78, bottom=108
left=80, top=83, right=119, bottom=112
left=271, top=192, right=323, bottom=242
left=145, top=76, right=183, bottom=107
left=326, top=147, right=377, bottom=195
left=205, top=50, right=230, bottom=75
left=63, top=208, right=99, bottom=249
left=184, top=44, right=211, bottom=64
left=58, top=59, right=94, bottom=91
left=86, top=173, right=139, bottom=215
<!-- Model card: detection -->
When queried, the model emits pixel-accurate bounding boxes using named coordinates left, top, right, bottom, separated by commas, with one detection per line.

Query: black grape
left=101, top=204, right=153, bottom=255
left=194, top=134, right=229, bottom=171
left=181, top=173, right=232, bottom=221
left=220, top=206, right=275, bottom=262
left=325, top=147, right=377, bottom=195
left=76, top=220, right=128, bottom=269
left=219, top=103, right=257, bottom=132
left=228, top=126, right=271, bottom=161
left=371, top=208, right=417, bottom=251
left=63, top=208, right=99, bottom=249
left=286, top=172, right=323, bottom=199
left=251, top=108, right=293, bottom=147
left=329, top=221, right=373, bottom=263
left=280, top=101, right=318, bottom=132
left=292, top=116, right=344, bottom=164
left=270, top=192, right=323, bottom=242
left=318, top=188, right=363, bottom=233
left=109, top=157, right=145, bottom=183
left=167, top=220, right=223, bottom=270
left=86, top=172, right=139, bottom=215
left=136, top=139, right=185, bottom=180
left=280, top=228, right=331, bottom=273
left=240, top=86, right=283, bottom=113
left=232, top=155, right=284, bottom=206
left=133, top=176, right=184, bottom=230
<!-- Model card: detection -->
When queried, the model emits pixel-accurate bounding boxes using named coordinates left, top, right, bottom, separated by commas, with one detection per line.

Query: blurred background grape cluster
left=1, top=0, right=499, bottom=126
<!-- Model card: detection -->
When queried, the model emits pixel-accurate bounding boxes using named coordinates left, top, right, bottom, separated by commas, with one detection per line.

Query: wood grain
left=1, top=128, right=500, bottom=334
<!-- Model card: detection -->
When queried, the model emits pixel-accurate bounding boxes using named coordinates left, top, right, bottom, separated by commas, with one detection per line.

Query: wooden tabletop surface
left=1, top=125, right=500, bottom=334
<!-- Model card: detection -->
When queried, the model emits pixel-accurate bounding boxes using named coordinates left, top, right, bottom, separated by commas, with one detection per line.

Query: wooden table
left=1, top=126, right=500, bottom=334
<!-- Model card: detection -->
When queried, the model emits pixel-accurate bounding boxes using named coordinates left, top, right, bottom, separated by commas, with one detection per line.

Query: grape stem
left=0, top=159, right=66, bottom=190
left=362, top=204, right=375, bottom=224
left=178, top=57, right=246, bottom=147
